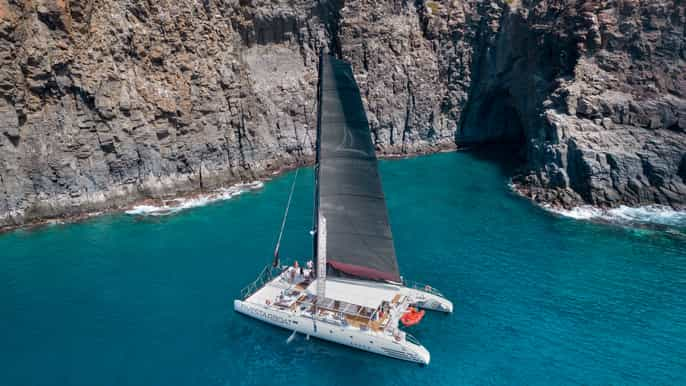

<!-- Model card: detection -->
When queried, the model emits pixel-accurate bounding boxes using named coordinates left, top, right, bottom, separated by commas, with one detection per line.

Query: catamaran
left=234, top=53, right=453, bottom=365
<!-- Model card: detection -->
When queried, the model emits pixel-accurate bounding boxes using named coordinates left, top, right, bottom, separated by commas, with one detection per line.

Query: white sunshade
left=307, top=278, right=400, bottom=309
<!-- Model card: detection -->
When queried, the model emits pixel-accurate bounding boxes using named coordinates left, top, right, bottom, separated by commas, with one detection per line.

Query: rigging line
left=273, top=167, right=299, bottom=267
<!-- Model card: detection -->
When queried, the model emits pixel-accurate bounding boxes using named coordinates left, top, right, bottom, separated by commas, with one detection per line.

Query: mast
left=313, top=48, right=324, bottom=276
left=316, top=216, right=327, bottom=299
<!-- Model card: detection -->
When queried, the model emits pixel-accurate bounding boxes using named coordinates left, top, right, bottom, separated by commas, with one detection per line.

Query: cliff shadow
left=461, top=143, right=526, bottom=179
left=458, top=88, right=526, bottom=146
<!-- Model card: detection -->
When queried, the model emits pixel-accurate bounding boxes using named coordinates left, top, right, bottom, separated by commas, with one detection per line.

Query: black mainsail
left=314, top=54, right=401, bottom=283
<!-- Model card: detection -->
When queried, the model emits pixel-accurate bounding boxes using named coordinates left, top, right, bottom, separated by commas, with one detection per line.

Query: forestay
left=314, top=55, right=401, bottom=283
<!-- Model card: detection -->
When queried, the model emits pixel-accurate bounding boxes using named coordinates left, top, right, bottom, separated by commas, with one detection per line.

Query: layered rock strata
left=1, top=0, right=684, bottom=229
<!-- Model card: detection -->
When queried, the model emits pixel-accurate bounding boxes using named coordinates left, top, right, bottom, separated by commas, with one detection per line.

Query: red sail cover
left=315, top=55, right=401, bottom=283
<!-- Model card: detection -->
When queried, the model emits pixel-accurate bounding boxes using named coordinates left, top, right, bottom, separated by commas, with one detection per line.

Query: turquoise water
left=2, top=151, right=685, bottom=385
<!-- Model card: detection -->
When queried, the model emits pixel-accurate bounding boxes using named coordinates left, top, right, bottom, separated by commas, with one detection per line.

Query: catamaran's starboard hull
left=234, top=299, right=431, bottom=364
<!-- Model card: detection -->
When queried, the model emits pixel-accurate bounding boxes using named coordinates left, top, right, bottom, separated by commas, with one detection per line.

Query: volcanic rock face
left=484, top=1, right=686, bottom=209
left=0, top=0, right=325, bottom=227
left=0, top=0, right=684, bottom=228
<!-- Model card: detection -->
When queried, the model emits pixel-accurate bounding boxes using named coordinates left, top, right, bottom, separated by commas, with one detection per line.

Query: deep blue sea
left=2, top=151, right=685, bottom=386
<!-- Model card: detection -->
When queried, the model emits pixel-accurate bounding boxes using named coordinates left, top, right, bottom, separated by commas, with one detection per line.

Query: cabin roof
left=306, top=278, right=401, bottom=309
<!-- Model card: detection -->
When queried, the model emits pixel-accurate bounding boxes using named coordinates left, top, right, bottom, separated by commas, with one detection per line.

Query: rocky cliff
left=0, top=0, right=684, bottom=228
left=469, top=0, right=686, bottom=209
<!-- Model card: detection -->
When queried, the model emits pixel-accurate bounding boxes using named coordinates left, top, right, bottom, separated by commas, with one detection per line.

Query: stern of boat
left=233, top=299, right=243, bottom=313
left=403, top=282, right=453, bottom=313
left=402, top=333, right=431, bottom=365
left=414, top=343, right=431, bottom=365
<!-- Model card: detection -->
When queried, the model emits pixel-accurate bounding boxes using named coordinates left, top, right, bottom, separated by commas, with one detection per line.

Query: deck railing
left=404, top=332, right=422, bottom=346
left=403, top=279, right=445, bottom=297
left=240, top=264, right=282, bottom=300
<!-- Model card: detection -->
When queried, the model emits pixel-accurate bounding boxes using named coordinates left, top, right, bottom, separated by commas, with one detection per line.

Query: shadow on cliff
left=462, top=143, right=526, bottom=178
left=455, top=1, right=581, bottom=185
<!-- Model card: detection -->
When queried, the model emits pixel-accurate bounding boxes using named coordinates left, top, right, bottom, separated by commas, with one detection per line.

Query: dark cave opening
left=474, top=89, right=526, bottom=145
left=467, top=143, right=526, bottom=178
left=457, top=88, right=528, bottom=175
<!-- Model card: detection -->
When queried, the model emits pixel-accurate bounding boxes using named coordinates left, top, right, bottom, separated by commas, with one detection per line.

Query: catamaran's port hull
left=404, top=288, right=454, bottom=313
left=234, top=299, right=431, bottom=364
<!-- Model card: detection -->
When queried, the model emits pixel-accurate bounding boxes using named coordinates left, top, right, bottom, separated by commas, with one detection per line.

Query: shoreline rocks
left=0, top=142, right=455, bottom=233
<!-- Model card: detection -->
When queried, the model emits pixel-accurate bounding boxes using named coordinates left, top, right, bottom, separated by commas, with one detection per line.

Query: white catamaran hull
left=403, top=287, right=454, bottom=313
left=234, top=299, right=431, bottom=364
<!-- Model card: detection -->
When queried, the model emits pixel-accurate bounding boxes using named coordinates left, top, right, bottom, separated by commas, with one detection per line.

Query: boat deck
left=243, top=268, right=409, bottom=333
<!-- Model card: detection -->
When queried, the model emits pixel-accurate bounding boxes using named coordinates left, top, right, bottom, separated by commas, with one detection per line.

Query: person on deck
left=293, top=260, right=300, bottom=281
left=306, top=260, right=313, bottom=278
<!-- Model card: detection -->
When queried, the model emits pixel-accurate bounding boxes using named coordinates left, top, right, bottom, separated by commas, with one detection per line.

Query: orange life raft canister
left=400, top=307, right=425, bottom=327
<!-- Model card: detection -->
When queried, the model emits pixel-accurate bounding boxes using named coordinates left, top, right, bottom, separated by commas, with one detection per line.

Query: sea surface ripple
left=1, top=151, right=685, bottom=385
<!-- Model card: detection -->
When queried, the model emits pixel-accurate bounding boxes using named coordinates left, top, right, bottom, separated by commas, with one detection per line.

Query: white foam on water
left=605, top=205, right=686, bottom=227
left=125, top=181, right=264, bottom=217
left=546, top=205, right=603, bottom=220
left=545, top=204, right=686, bottom=227
left=125, top=205, right=170, bottom=216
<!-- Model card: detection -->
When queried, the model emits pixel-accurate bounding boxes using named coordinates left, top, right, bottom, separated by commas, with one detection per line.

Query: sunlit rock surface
left=0, top=0, right=684, bottom=227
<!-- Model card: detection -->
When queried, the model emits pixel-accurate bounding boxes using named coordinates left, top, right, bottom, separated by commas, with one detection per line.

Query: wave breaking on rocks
left=125, top=181, right=264, bottom=217
left=544, top=204, right=686, bottom=229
